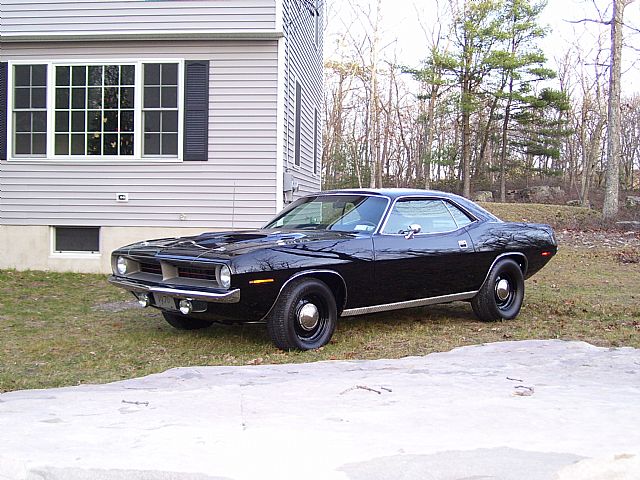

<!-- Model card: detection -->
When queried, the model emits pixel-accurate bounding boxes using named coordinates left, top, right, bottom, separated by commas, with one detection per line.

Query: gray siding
left=0, top=0, right=276, bottom=37
left=282, top=0, right=323, bottom=199
left=0, top=40, right=278, bottom=229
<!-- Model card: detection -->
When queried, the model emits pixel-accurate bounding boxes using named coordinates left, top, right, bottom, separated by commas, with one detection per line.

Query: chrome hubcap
left=298, top=303, right=320, bottom=331
left=495, top=278, right=511, bottom=302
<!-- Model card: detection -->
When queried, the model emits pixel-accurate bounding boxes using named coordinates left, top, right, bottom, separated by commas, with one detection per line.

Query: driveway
left=1, top=340, right=639, bottom=479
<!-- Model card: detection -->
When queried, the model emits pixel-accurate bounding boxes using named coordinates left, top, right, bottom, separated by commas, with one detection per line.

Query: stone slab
left=1, top=340, right=639, bottom=479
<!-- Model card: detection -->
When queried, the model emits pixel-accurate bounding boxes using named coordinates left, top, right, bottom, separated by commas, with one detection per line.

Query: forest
left=321, top=0, right=640, bottom=218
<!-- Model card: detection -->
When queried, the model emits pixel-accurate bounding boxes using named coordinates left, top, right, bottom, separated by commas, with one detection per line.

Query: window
left=53, top=226, right=100, bottom=254
left=13, top=64, right=47, bottom=156
left=382, top=199, right=465, bottom=234
left=446, top=202, right=473, bottom=228
left=54, top=64, right=135, bottom=156
left=265, top=195, right=387, bottom=233
left=143, top=63, right=178, bottom=156
left=5, top=60, right=211, bottom=161
left=294, top=81, right=302, bottom=167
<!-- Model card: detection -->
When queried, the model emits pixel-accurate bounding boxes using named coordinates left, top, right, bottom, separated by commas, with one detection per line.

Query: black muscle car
left=109, top=189, right=557, bottom=350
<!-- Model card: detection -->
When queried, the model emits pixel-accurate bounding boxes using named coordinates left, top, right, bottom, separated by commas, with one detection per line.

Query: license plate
left=154, top=294, right=177, bottom=311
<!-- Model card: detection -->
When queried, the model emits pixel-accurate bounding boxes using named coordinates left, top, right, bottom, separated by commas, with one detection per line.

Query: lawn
left=1, top=203, right=639, bottom=392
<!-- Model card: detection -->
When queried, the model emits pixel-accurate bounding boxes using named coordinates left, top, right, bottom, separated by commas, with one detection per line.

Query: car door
left=372, top=197, right=477, bottom=304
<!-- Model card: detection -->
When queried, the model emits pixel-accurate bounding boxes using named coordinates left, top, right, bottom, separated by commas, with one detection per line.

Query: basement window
left=53, top=226, right=100, bottom=254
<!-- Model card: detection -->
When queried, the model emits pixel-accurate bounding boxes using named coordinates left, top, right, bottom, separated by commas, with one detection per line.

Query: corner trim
left=275, top=36, right=286, bottom=212
left=341, top=291, right=478, bottom=317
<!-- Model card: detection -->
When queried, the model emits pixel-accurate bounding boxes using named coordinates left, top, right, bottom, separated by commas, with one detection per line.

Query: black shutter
left=183, top=60, right=209, bottom=161
left=0, top=62, right=7, bottom=160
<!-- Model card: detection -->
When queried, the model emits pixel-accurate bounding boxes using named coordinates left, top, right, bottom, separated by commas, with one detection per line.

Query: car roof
left=320, top=187, right=463, bottom=201
left=315, top=188, right=500, bottom=221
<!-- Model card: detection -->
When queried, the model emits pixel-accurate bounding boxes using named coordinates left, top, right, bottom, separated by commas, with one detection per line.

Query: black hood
left=120, top=229, right=357, bottom=259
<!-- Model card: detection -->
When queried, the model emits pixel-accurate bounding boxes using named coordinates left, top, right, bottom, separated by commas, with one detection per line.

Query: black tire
left=267, top=278, right=337, bottom=351
left=471, top=258, right=525, bottom=322
left=162, top=311, right=213, bottom=330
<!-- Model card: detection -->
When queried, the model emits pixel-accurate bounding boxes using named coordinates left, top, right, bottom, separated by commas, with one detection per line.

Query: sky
left=324, top=0, right=640, bottom=95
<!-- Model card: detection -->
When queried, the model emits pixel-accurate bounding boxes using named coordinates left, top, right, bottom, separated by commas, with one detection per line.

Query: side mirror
left=405, top=224, right=422, bottom=240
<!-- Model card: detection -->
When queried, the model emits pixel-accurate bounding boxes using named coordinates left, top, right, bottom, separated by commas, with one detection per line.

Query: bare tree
left=603, top=0, right=636, bottom=218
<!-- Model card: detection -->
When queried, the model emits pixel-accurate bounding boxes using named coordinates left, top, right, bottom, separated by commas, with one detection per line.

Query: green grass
left=1, top=204, right=638, bottom=392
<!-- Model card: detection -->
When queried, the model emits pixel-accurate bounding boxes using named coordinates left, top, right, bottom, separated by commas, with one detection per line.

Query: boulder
left=550, top=186, right=565, bottom=197
left=473, top=190, right=494, bottom=202
left=506, top=190, right=520, bottom=201
left=616, top=221, right=640, bottom=230
left=626, top=196, right=640, bottom=208
left=521, top=186, right=565, bottom=203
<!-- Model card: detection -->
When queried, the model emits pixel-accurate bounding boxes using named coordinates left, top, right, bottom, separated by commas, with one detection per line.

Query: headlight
left=219, top=265, right=231, bottom=289
left=116, top=256, right=128, bottom=275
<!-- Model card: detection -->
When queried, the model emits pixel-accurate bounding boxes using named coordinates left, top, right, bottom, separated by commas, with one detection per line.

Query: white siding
left=281, top=0, right=323, bottom=199
left=0, top=40, right=278, bottom=229
left=0, top=0, right=276, bottom=37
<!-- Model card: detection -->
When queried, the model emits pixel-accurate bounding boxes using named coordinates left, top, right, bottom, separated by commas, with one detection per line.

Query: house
left=0, top=0, right=322, bottom=273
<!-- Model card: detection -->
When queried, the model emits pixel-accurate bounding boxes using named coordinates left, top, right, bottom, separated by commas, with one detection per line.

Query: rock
left=506, top=189, right=520, bottom=201
left=550, top=186, right=564, bottom=197
left=616, top=221, right=640, bottom=230
left=521, top=186, right=565, bottom=203
left=557, top=454, right=640, bottom=480
left=626, top=196, right=640, bottom=208
left=473, top=191, right=494, bottom=202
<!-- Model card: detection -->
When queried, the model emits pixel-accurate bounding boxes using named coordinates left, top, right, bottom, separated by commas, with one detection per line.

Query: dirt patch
left=615, top=249, right=640, bottom=264
left=557, top=229, right=640, bottom=249
left=92, top=300, right=140, bottom=313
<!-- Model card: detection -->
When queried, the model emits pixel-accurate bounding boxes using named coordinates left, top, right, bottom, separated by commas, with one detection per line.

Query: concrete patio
left=1, top=340, right=639, bottom=479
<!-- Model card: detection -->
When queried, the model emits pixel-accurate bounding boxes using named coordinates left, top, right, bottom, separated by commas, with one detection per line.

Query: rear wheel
left=471, top=258, right=524, bottom=322
left=162, top=311, right=213, bottom=330
left=267, top=278, right=337, bottom=350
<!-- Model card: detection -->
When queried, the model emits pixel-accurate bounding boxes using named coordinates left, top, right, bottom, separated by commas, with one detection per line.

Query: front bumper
left=108, top=276, right=241, bottom=304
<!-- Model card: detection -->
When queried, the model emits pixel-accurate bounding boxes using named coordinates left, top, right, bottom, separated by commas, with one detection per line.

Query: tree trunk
left=499, top=91, right=513, bottom=203
left=368, top=0, right=383, bottom=188
left=424, top=89, right=438, bottom=190
left=461, top=29, right=472, bottom=199
left=603, top=0, right=633, bottom=218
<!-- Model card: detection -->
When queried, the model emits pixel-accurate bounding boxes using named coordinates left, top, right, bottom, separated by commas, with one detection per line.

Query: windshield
left=264, top=195, right=389, bottom=233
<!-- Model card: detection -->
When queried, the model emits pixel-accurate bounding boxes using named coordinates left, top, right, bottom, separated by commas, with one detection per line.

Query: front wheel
left=162, top=311, right=213, bottom=330
left=471, top=258, right=524, bottom=322
left=267, top=278, right=337, bottom=350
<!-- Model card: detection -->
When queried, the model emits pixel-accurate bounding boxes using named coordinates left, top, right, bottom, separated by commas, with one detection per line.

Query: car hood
left=120, top=229, right=358, bottom=259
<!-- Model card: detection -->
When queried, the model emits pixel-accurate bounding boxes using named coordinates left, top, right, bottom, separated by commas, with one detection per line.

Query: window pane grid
left=11, top=62, right=182, bottom=160
left=143, top=63, right=179, bottom=157
left=54, top=64, right=135, bottom=156
left=12, top=65, right=47, bottom=156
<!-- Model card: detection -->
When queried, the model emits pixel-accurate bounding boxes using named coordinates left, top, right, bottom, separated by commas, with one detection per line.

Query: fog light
left=179, top=299, right=193, bottom=315
left=138, top=293, right=150, bottom=308
left=116, top=256, right=127, bottom=275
